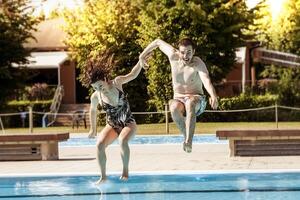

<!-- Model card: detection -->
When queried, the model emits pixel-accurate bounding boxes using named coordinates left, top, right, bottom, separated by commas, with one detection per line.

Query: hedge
left=199, top=94, right=282, bottom=122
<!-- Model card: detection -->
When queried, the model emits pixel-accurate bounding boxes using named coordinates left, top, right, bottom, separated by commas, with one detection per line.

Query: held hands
left=209, top=96, right=218, bottom=110
left=139, top=52, right=153, bottom=70
left=139, top=58, right=148, bottom=70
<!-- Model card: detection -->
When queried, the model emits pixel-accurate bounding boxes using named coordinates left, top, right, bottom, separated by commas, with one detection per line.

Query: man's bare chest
left=172, top=64, right=199, bottom=84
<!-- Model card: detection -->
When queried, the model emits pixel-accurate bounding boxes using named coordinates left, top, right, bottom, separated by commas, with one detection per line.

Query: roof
left=24, top=18, right=67, bottom=50
left=13, top=51, right=68, bottom=69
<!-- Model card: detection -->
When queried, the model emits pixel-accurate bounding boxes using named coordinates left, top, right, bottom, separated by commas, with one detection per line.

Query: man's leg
left=169, top=99, right=186, bottom=139
left=184, top=96, right=200, bottom=153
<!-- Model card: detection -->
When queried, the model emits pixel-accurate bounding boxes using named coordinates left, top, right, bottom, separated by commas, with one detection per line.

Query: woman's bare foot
left=120, top=175, right=128, bottom=181
left=183, top=142, right=192, bottom=153
left=88, top=131, right=97, bottom=138
left=120, top=171, right=128, bottom=181
left=95, top=176, right=107, bottom=184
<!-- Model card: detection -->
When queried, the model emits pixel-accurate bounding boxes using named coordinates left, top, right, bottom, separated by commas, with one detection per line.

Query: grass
left=2, top=121, right=300, bottom=135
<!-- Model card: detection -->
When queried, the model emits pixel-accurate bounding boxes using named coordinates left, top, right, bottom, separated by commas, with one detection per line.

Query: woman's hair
left=82, top=50, right=115, bottom=87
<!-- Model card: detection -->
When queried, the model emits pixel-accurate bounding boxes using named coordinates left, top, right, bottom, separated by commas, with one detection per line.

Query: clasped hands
left=139, top=52, right=153, bottom=70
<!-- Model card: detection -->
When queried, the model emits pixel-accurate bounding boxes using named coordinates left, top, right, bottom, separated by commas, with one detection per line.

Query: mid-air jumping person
left=140, top=38, right=218, bottom=153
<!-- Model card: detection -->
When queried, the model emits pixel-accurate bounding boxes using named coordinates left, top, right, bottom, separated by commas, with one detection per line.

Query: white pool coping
left=2, top=169, right=300, bottom=178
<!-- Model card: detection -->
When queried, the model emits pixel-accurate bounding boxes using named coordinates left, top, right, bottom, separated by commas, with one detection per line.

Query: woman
left=84, top=52, right=147, bottom=183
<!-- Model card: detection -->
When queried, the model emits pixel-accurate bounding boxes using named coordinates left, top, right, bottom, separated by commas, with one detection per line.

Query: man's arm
left=88, top=92, right=99, bottom=138
left=196, top=58, right=218, bottom=109
left=140, top=38, right=176, bottom=60
left=199, top=72, right=218, bottom=109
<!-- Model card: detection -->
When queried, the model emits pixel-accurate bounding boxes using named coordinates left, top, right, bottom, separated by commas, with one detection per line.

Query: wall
left=60, top=60, right=76, bottom=104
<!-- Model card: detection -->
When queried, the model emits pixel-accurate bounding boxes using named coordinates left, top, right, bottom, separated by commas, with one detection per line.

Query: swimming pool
left=1, top=171, right=300, bottom=200
left=60, top=135, right=226, bottom=147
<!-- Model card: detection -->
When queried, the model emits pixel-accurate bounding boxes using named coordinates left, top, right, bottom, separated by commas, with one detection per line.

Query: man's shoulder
left=169, top=50, right=180, bottom=61
left=191, top=56, right=209, bottom=73
left=193, top=56, right=204, bottom=64
left=193, top=56, right=206, bottom=68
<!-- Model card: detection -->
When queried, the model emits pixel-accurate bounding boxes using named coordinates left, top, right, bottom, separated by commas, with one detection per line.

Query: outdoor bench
left=216, top=129, right=300, bottom=157
left=0, top=132, right=69, bottom=161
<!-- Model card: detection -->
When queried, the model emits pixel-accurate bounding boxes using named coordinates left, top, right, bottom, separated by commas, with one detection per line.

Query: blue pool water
left=60, top=135, right=226, bottom=147
left=1, top=172, right=300, bottom=199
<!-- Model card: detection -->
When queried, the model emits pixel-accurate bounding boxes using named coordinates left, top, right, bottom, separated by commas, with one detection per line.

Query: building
left=23, top=18, right=88, bottom=104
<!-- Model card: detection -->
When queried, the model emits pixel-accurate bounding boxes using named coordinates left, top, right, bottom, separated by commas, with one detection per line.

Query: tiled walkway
left=2, top=143, right=300, bottom=176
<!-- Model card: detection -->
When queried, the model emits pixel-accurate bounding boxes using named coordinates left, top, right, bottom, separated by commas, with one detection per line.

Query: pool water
left=60, top=135, right=226, bottom=147
left=1, top=172, right=300, bottom=200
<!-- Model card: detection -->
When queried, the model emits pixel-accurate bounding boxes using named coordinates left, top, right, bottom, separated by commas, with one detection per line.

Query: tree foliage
left=281, top=0, right=300, bottom=55
left=0, top=0, right=39, bottom=104
left=249, top=0, right=300, bottom=52
left=63, top=0, right=256, bottom=113
left=137, top=0, right=255, bottom=111
left=63, top=0, right=148, bottom=113
left=250, top=0, right=300, bottom=106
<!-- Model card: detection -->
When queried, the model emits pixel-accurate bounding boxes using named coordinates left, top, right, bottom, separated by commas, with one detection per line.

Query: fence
left=0, top=104, right=300, bottom=134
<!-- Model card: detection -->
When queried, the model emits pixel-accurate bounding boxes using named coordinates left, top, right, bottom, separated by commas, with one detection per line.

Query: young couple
left=85, top=38, right=218, bottom=184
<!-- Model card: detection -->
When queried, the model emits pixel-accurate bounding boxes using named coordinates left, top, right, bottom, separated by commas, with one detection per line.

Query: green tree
left=137, top=0, right=255, bottom=111
left=281, top=0, right=300, bottom=54
left=249, top=0, right=300, bottom=52
left=63, top=0, right=149, bottom=115
left=251, top=0, right=300, bottom=106
left=0, top=0, right=39, bottom=105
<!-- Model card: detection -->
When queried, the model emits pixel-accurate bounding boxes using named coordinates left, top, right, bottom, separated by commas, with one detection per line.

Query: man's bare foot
left=120, top=175, right=128, bottom=181
left=95, top=176, right=107, bottom=184
left=183, top=142, right=192, bottom=153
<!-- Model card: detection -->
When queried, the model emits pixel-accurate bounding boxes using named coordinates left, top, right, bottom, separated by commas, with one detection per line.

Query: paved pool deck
left=2, top=134, right=300, bottom=176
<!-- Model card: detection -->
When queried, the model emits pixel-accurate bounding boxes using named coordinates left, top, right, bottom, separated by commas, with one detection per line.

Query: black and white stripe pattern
left=100, top=89, right=135, bottom=129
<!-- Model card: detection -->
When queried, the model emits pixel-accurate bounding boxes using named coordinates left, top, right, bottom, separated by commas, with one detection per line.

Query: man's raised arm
left=140, top=39, right=176, bottom=60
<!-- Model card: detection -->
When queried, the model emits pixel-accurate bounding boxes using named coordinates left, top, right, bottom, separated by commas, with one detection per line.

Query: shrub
left=25, top=83, right=54, bottom=101
left=198, top=94, right=279, bottom=122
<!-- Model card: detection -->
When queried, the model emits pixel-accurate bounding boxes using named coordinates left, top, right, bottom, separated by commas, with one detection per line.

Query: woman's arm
left=114, top=60, right=145, bottom=85
left=88, top=92, right=99, bottom=138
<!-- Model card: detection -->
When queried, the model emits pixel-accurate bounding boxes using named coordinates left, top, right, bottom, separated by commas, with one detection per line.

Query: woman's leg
left=118, top=122, right=137, bottom=180
left=96, top=124, right=118, bottom=183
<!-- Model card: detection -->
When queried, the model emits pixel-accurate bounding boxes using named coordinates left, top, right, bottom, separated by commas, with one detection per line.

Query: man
left=140, top=38, right=218, bottom=153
